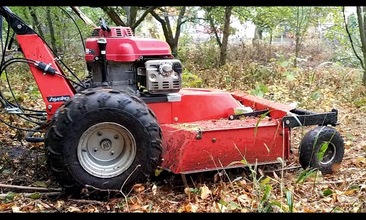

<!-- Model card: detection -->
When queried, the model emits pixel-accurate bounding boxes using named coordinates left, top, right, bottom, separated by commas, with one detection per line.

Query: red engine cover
left=85, top=27, right=172, bottom=62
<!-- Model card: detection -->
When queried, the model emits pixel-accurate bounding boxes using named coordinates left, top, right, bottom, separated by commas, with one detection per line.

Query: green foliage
left=0, top=192, right=15, bottom=202
left=323, top=188, right=333, bottom=197
left=182, top=70, right=203, bottom=88
left=285, top=190, right=294, bottom=212
left=353, top=96, right=366, bottom=109
left=296, top=168, right=318, bottom=184
left=318, top=141, right=330, bottom=161
left=243, top=7, right=293, bottom=38
left=250, top=82, right=269, bottom=97
left=188, top=187, right=200, bottom=195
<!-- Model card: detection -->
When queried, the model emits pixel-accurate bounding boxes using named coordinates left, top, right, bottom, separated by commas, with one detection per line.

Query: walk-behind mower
left=0, top=6, right=345, bottom=197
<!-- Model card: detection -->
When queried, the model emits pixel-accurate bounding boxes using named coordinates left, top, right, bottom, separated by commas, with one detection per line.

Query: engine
left=84, top=26, right=183, bottom=95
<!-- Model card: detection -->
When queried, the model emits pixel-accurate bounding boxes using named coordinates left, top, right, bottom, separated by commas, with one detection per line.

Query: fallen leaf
left=199, top=185, right=212, bottom=200
left=237, top=194, right=252, bottom=206
left=133, top=184, right=145, bottom=193
left=129, top=204, right=141, bottom=211
left=0, top=203, right=14, bottom=211
left=152, top=184, right=157, bottom=196
left=184, top=202, right=198, bottom=213
left=11, top=205, right=23, bottom=213
left=65, top=206, right=81, bottom=212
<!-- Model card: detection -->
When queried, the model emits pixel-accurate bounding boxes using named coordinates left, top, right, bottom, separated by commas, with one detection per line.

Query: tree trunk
left=46, top=7, right=58, bottom=53
left=252, top=26, right=263, bottom=49
left=219, top=6, right=233, bottom=66
left=294, top=33, right=300, bottom=67
left=125, top=6, right=138, bottom=27
left=208, top=15, right=222, bottom=48
left=130, top=7, right=156, bottom=32
left=100, top=6, right=155, bottom=33
left=356, top=7, right=366, bottom=85
left=100, top=6, right=125, bottom=26
left=293, top=7, right=312, bottom=67
left=269, top=30, right=273, bottom=45
left=28, top=7, right=44, bottom=37
left=253, top=26, right=263, bottom=40
left=150, top=7, right=186, bottom=57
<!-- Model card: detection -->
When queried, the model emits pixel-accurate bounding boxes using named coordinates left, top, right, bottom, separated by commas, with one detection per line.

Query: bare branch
left=131, top=6, right=156, bottom=30
left=71, top=6, right=97, bottom=27
left=174, top=6, right=186, bottom=40
left=100, top=6, right=126, bottom=26
left=0, top=183, right=63, bottom=192
left=343, top=6, right=364, bottom=68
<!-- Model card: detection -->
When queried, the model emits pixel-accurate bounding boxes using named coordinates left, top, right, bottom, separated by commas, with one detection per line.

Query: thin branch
left=150, top=9, right=171, bottom=44
left=70, top=6, right=97, bottom=27
left=357, top=6, right=366, bottom=70
left=68, top=199, right=105, bottom=205
left=174, top=6, right=186, bottom=41
left=100, top=6, right=126, bottom=26
left=0, top=183, right=63, bottom=192
left=343, top=6, right=364, bottom=68
left=131, top=6, right=156, bottom=30
left=0, top=192, right=62, bottom=198
left=303, top=177, right=366, bottom=185
left=208, top=15, right=222, bottom=47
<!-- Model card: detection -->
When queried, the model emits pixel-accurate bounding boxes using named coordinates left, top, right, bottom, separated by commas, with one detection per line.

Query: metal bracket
left=282, top=108, right=338, bottom=128
left=229, top=109, right=269, bottom=120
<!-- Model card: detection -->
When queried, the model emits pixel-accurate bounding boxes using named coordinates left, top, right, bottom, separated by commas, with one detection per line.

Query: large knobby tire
left=299, top=126, right=344, bottom=174
left=44, top=88, right=162, bottom=197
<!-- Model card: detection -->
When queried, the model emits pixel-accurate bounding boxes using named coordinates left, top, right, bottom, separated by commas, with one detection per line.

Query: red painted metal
left=85, top=27, right=172, bottom=62
left=230, top=91, right=294, bottom=119
left=160, top=117, right=290, bottom=174
left=16, top=35, right=75, bottom=119
left=147, top=88, right=293, bottom=174
left=148, top=88, right=242, bottom=124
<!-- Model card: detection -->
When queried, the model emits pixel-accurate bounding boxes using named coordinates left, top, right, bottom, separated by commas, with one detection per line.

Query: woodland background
left=0, top=6, right=366, bottom=213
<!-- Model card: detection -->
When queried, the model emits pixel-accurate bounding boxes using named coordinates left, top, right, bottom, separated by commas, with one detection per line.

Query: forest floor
left=0, top=63, right=366, bottom=213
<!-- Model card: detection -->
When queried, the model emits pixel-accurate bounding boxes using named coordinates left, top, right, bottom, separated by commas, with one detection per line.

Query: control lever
left=97, top=38, right=108, bottom=86
left=99, top=18, right=110, bottom=32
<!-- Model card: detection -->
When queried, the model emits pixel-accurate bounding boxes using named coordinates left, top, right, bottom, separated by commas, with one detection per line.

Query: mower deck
left=146, top=88, right=293, bottom=174
left=160, top=117, right=289, bottom=174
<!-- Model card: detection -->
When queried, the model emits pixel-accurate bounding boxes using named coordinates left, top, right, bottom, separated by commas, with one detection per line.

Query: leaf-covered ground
left=0, top=60, right=366, bottom=213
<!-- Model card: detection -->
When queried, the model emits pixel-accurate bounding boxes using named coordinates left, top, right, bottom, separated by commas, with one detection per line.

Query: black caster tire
left=299, top=126, right=344, bottom=174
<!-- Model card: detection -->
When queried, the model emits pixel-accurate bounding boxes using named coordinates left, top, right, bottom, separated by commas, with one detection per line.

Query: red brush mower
left=0, top=7, right=344, bottom=197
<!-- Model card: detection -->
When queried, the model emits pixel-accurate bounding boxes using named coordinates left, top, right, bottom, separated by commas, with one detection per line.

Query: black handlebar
left=0, top=6, right=36, bottom=35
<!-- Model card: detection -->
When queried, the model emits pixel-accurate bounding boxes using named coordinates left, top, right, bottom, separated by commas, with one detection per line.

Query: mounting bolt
left=47, top=105, right=52, bottom=110
left=110, top=151, right=114, bottom=156
left=94, top=148, right=98, bottom=152
left=212, top=138, right=216, bottom=143
left=285, top=120, right=290, bottom=124
left=174, top=117, right=178, bottom=122
left=195, top=129, right=202, bottom=140
left=17, top=24, right=22, bottom=29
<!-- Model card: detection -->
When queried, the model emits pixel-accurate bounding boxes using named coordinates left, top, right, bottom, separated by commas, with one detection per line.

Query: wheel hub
left=320, top=142, right=336, bottom=165
left=100, top=139, right=112, bottom=151
left=77, top=122, right=136, bottom=178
